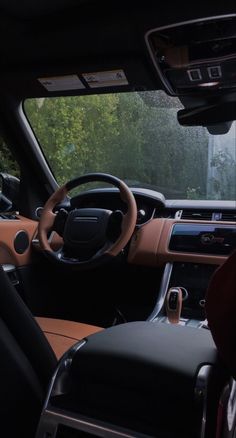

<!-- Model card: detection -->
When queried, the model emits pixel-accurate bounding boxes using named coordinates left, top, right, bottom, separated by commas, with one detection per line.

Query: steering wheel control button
left=53, top=208, right=68, bottom=236
left=107, top=210, right=123, bottom=241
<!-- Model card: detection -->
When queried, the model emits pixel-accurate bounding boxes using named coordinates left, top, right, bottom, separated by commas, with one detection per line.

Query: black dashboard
left=71, top=187, right=164, bottom=225
left=70, top=187, right=236, bottom=227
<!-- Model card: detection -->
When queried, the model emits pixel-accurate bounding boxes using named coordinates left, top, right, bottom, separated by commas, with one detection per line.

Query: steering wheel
left=38, top=173, right=137, bottom=269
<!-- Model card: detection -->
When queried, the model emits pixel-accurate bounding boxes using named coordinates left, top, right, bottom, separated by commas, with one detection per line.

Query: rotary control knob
left=137, top=209, right=146, bottom=222
left=199, top=299, right=206, bottom=308
left=35, top=207, right=44, bottom=218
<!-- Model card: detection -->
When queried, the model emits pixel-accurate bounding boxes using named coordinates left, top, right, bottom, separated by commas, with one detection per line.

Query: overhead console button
left=207, top=65, right=222, bottom=79
left=187, top=68, right=202, bottom=81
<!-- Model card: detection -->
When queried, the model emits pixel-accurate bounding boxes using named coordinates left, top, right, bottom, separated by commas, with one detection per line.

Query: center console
left=35, top=221, right=235, bottom=438
left=149, top=221, right=236, bottom=326
left=149, top=261, right=218, bottom=326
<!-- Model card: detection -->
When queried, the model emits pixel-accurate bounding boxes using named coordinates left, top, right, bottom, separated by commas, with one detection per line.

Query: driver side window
left=0, top=138, right=20, bottom=177
left=0, top=137, right=20, bottom=212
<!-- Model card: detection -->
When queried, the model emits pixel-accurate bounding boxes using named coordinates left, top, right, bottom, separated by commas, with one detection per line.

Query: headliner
left=0, top=0, right=235, bottom=100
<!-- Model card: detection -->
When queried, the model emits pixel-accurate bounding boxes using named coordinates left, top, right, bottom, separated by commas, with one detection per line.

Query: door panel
left=0, top=215, right=38, bottom=266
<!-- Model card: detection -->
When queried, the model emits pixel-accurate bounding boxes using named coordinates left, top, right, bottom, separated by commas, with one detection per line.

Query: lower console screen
left=169, top=262, right=218, bottom=320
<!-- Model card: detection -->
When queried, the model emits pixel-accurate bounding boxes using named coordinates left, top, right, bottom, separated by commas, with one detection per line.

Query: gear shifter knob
left=166, top=287, right=183, bottom=324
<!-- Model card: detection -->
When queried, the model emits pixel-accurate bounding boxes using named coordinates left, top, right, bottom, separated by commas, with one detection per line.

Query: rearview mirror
left=177, top=101, right=236, bottom=134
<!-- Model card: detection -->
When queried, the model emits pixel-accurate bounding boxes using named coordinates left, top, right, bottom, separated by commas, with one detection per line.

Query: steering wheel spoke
left=92, top=241, right=113, bottom=259
left=106, top=210, right=124, bottom=242
left=46, top=211, right=57, bottom=230
left=55, top=246, right=81, bottom=264
left=52, top=208, right=68, bottom=237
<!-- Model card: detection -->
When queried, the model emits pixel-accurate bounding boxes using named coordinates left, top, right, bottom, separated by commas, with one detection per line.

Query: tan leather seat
left=36, top=317, right=103, bottom=359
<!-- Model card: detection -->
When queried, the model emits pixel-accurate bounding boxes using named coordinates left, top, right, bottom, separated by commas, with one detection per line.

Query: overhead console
left=145, top=14, right=236, bottom=95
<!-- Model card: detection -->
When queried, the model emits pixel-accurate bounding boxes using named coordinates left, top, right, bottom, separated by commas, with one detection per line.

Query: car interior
left=0, top=1, right=235, bottom=437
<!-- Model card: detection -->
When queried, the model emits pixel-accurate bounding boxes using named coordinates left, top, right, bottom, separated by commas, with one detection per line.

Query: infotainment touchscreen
left=169, top=224, right=236, bottom=255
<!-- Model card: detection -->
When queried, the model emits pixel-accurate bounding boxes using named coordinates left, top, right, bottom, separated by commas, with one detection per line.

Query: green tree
left=137, top=93, right=208, bottom=198
left=25, top=95, right=119, bottom=186
left=210, top=150, right=236, bottom=200
left=105, top=93, right=146, bottom=181
left=0, top=138, right=20, bottom=177
left=25, top=91, right=210, bottom=199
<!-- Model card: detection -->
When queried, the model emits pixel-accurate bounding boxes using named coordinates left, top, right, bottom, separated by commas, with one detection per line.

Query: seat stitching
left=43, top=330, right=81, bottom=342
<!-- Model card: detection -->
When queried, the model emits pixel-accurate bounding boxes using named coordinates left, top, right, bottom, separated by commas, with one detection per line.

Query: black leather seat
left=0, top=265, right=56, bottom=437
left=2, top=250, right=235, bottom=438
left=0, top=265, right=101, bottom=437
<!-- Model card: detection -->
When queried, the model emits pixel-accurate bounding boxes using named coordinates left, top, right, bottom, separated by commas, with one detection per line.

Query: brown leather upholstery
left=36, top=317, right=103, bottom=359
left=206, top=249, right=236, bottom=378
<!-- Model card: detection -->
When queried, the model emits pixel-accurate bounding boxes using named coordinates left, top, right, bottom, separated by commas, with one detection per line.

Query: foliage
left=210, top=150, right=236, bottom=200
left=0, top=138, right=20, bottom=177
left=186, top=186, right=201, bottom=200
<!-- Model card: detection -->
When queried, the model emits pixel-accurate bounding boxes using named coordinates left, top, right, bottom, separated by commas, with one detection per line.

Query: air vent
left=0, top=213, right=18, bottom=220
left=221, top=211, right=236, bottom=222
left=180, top=210, right=213, bottom=221
left=155, top=208, right=177, bottom=219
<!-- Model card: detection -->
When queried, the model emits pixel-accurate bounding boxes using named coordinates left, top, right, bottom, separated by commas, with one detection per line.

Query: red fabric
left=206, top=250, right=236, bottom=378
left=215, top=400, right=224, bottom=438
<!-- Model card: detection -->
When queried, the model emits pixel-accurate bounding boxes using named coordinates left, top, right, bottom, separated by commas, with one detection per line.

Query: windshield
left=24, top=91, right=236, bottom=200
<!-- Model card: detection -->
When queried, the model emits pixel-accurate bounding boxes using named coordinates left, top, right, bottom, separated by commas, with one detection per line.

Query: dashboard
left=70, top=187, right=236, bottom=266
left=70, top=187, right=236, bottom=325
left=71, top=187, right=165, bottom=225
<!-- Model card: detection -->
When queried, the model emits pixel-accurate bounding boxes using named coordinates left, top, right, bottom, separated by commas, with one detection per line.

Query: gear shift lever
left=166, top=287, right=183, bottom=324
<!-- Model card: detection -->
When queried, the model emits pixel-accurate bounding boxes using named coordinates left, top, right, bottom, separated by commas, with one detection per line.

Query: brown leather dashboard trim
left=128, top=219, right=234, bottom=266
left=128, top=219, right=165, bottom=266
left=32, top=230, right=63, bottom=252
left=0, top=215, right=38, bottom=266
